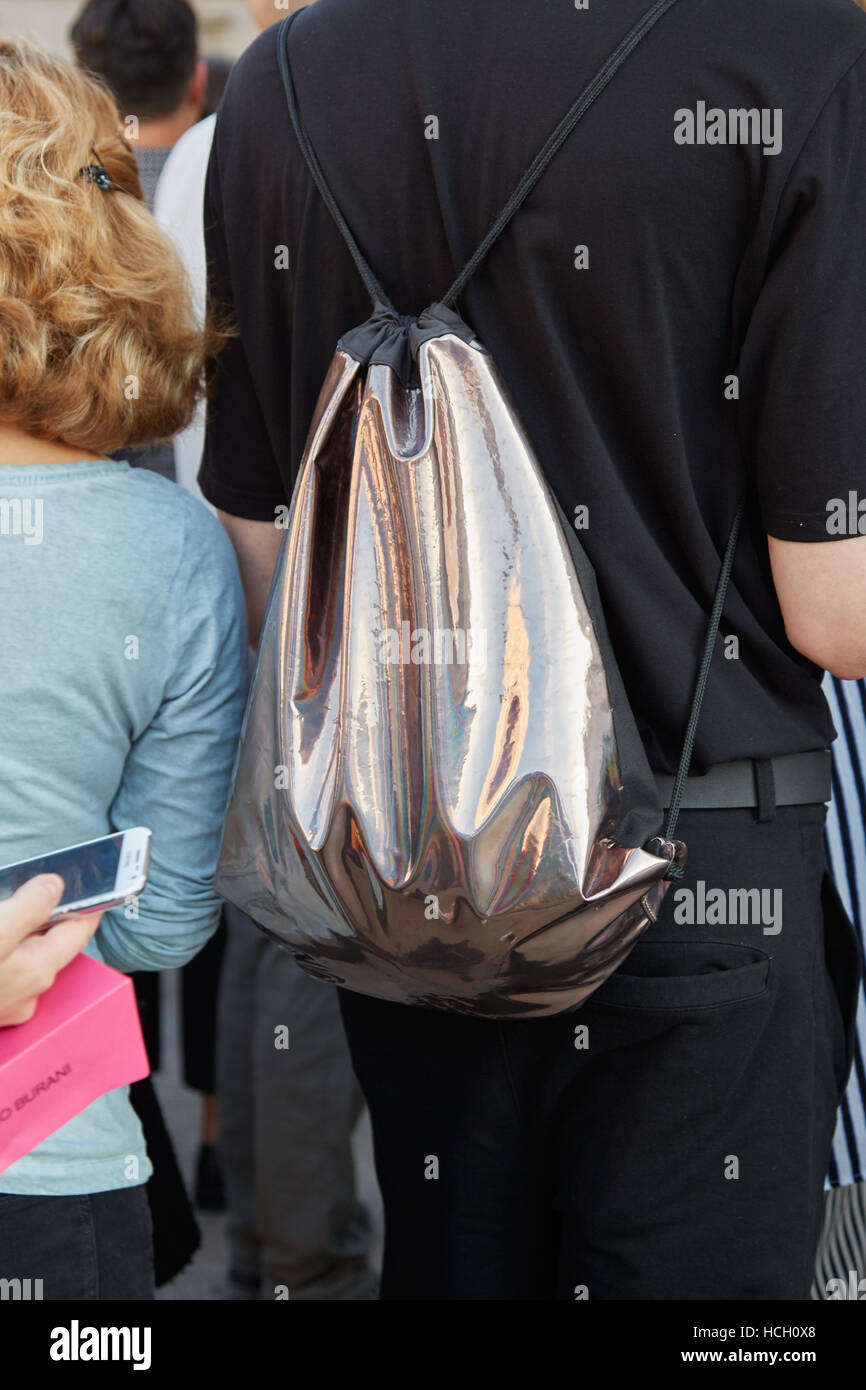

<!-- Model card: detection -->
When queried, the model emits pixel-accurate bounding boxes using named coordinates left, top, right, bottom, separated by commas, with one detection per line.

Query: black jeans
left=339, top=803, right=862, bottom=1300
left=0, top=1186, right=154, bottom=1300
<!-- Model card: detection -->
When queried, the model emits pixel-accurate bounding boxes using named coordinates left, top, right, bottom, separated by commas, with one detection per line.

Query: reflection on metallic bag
left=215, top=1, right=743, bottom=1018
left=216, top=306, right=685, bottom=1017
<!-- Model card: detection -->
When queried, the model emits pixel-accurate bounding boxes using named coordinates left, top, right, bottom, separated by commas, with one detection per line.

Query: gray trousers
left=217, top=905, right=376, bottom=1299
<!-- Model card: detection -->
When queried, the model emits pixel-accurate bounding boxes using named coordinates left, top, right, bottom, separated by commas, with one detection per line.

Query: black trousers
left=339, top=803, right=862, bottom=1300
left=0, top=1187, right=154, bottom=1300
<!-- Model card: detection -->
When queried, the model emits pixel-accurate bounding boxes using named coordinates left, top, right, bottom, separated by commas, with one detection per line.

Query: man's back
left=202, top=0, right=866, bottom=771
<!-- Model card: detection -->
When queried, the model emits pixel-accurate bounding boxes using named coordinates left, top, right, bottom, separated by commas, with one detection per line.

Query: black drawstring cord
left=276, top=0, right=682, bottom=317
left=277, top=10, right=395, bottom=313
left=440, top=0, right=681, bottom=310
left=661, top=500, right=745, bottom=877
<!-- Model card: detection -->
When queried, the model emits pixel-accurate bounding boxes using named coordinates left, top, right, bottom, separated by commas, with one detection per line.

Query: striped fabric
left=822, top=674, right=866, bottom=1189
left=133, top=144, right=173, bottom=211
left=812, top=1180, right=866, bottom=1299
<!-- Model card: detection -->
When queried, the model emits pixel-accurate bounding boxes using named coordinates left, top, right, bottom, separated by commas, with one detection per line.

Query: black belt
left=654, top=750, right=831, bottom=812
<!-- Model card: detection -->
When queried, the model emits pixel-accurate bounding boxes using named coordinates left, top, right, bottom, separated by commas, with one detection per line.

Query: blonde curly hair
left=0, top=37, right=228, bottom=454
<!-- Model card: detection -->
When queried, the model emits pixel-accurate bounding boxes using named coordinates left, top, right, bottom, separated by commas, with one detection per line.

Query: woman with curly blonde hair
left=0, top=38, right=247, bottom=1300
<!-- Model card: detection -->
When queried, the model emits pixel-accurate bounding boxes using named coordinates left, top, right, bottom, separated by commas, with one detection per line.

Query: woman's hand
left=0, top=875, right=101, bottom=1026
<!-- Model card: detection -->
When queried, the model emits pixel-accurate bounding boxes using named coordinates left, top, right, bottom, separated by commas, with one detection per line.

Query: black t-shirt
left=201, top=0, right=866, bottom=775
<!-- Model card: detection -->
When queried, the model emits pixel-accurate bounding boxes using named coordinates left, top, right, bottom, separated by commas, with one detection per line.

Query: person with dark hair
left=70, top=0, right=205, bottom=148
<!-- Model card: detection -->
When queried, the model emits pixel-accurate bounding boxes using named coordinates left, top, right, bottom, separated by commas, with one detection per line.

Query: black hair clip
left=78, top=162, right=114, bottom=191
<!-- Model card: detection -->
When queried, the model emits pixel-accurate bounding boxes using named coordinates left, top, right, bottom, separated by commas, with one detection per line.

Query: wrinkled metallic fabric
left=216, top=321, right=680, bottom=1018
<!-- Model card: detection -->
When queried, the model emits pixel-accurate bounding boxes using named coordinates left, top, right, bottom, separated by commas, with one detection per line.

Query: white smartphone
left=0, top=828, right=152, bottom=921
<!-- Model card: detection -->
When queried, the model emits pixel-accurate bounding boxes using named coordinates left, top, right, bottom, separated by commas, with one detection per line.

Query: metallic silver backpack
left=216, top=0, right=741, bottom=1018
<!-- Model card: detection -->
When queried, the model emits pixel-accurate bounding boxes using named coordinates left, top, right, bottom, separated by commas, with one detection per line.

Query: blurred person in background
left=71, top=0, right=208, bottom=483
left=0, top=38, right=247, bottom=1298
left=71, top=0, right=206, bottom=209
left=154, top=0, right=297, bottom=501
left=157, top=0, right=376, bottom=1301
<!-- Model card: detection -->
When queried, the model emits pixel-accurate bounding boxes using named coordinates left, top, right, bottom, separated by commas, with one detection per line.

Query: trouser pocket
left=592, top=939, right=771, bottom=1011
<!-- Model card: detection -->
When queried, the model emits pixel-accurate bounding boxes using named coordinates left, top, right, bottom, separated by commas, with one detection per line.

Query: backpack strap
left=277, top=9, right=394, bottom=311
left=277, top=0, right=682, bottom=311
left=439, top=0, right=682, bottom=309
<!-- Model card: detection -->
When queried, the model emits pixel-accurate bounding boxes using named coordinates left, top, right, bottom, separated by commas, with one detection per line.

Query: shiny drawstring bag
left=216, top=0, right=739, bottom=1018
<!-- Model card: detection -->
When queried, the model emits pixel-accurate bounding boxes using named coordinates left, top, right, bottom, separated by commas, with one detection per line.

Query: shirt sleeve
left=95, top=504, right=248, bottom=971
left=198, top=86, right=287, bottom=520
left=738, top=47, right=866, bottom=542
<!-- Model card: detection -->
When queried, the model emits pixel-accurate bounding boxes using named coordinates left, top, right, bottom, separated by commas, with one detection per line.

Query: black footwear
left=194, top=1142, right=226, bottom=1212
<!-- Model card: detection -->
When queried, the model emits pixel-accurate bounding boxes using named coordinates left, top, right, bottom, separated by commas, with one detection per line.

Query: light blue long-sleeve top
left=0, top=459, right=248, bottom=1195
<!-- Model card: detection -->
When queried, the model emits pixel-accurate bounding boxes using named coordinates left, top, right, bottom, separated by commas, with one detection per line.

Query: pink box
left=0, top=953, right=150, bottom=1174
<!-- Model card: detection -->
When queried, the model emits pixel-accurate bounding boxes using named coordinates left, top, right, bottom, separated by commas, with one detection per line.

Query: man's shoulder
left=222, top=22, right=282, bottom=108
left=719, top=0, right=866, bottom=73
